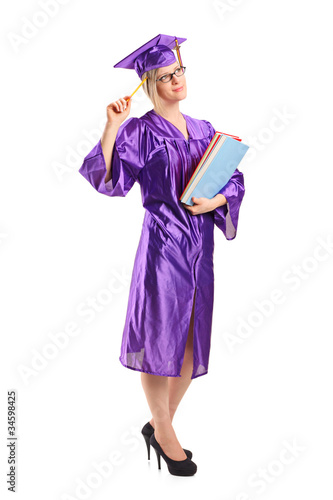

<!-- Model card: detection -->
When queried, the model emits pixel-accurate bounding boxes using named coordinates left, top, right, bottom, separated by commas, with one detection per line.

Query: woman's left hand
left=183, top=196, right=215, bottom=215
left=183, top=193, right=228, bottom=215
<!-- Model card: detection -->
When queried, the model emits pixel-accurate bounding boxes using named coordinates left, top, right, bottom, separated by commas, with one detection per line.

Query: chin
left=175, top=89, right=187, bottom=100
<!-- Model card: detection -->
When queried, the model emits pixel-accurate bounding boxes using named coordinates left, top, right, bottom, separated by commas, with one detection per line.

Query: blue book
left=180, top=132, right=249, bottom=206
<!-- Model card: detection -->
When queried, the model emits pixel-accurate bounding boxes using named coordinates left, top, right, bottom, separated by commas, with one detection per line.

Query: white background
left=1, top=0, right=332, bottom=498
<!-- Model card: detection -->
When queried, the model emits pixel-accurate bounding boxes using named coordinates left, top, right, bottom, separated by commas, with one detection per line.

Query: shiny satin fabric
left=79, top=109, right=245, bottom=379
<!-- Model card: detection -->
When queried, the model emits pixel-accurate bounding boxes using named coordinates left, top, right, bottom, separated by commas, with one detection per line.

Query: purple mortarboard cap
left=113, top=34, right=187, bottom=79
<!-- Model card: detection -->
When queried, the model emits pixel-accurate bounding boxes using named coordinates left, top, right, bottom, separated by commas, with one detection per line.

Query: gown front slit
left=79, top=108, right=245, bottom=379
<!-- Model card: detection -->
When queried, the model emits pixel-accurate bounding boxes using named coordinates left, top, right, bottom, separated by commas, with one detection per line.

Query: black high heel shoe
left=141, top=422, right=192, bottom=460
left=150, top=432, right=197, bottom=476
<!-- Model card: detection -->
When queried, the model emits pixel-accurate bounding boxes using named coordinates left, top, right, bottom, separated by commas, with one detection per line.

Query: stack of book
left=180, top=132, right=249, bottom=206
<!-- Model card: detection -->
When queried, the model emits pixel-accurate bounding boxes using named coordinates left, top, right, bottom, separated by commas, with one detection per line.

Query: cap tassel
left=174, top=38, right=183, bottom=67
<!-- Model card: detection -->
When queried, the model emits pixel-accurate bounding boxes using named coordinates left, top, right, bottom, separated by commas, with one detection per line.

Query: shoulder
left=117, top=115, right=157, bottom=138
left=114, top=116, right=158, bottom=166
left=117, top=116, right=142, bottom=136
left=115, top=116, right=156, bottom=149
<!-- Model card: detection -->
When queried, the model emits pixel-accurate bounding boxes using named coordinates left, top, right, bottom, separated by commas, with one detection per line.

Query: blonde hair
left=141, top=68, right=164, bottom=115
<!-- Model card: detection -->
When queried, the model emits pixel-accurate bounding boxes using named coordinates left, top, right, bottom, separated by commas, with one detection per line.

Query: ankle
left=155, top=429, right=173, bottom=445
left=155, top=424, right=177, bottom=442
left=149, top=415, right=175, bottom=429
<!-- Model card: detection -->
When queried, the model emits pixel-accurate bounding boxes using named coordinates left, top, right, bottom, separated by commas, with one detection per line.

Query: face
left=155, top=61, right=187, bottom=105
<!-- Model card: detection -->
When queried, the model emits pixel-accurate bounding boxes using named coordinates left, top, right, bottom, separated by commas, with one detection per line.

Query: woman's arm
left=100, top=95, right=132, bottom=182
left=101, top=121, right=120, bottom=182
left=78, top=100, right=150, bottom=199
left=209, top=193, right=228, bottom=210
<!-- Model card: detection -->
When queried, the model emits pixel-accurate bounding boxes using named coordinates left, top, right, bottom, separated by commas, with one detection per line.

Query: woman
left=79, top=35, right=245, bottom=476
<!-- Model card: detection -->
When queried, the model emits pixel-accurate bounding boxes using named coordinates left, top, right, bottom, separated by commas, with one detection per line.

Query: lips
left=173, top=86, right=184, bottom=92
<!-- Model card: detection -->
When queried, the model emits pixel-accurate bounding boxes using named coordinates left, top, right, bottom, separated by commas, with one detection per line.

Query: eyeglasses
left=156, top=66, right=186, bottom=83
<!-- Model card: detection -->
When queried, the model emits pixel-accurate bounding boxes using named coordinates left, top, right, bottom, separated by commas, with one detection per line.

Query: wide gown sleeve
left=203, top=119, right=246, bottom=240
left=78, top=117, right=150, bottom=197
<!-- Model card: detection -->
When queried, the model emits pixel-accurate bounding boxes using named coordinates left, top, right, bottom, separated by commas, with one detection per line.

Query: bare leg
left=141, top=372, right=187, bottom=460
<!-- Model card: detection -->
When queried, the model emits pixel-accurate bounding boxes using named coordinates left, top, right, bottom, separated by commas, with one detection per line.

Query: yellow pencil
left=126, top=77, right=148, bottom=101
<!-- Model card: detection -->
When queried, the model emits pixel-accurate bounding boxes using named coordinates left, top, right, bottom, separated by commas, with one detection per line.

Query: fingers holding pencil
left=106, top=96, right=132, bottom=125
left=105, top=75, right=148, bottom=126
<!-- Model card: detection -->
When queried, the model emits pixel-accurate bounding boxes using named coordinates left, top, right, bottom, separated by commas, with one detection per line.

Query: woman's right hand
left=106, top=96, right=132, bottom=126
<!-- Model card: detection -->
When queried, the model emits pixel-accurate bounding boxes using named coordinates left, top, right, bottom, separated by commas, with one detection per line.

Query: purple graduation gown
left=79, top=109, right=245, bottom=379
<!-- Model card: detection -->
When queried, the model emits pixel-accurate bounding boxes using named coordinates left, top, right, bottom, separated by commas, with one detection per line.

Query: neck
left=154, top=101, right=182, bottom=122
